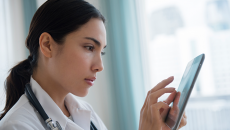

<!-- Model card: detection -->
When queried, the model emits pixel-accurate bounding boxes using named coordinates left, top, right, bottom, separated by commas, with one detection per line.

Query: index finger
left=150, top=76, right=174, bottom=93
left=148, top=88, right=175, bottom=105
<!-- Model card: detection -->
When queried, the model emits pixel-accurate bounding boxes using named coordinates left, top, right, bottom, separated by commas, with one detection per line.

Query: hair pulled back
left=0, top=0, right=105, bottom=120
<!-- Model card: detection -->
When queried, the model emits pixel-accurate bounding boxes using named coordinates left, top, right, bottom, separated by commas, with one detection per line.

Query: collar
left=29, top=77, right=91, bottom=130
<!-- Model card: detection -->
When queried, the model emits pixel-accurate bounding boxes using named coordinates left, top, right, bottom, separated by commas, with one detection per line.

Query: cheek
left=66, top=52, right=89, bottom=75
left=63, top=50, right=90, bottom=79
left=50, top=48, right=91, bottom=88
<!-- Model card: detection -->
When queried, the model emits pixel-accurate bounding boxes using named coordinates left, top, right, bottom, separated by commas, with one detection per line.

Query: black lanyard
left=90, top=121, right=98, bottom=130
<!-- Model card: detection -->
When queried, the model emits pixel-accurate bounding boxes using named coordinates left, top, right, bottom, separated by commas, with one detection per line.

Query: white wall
left=36, top=0, right=113, bottom=129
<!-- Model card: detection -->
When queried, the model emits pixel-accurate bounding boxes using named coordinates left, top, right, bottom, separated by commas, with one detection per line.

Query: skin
left=139, top=76, right=187, bottom=130
left=32, top=18, right=187, bottom=129
left=33, top=18, right=106, bottom=116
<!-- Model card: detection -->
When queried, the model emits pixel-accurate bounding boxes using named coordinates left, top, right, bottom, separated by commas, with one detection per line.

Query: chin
left=73, top=90, right=89, bottom=97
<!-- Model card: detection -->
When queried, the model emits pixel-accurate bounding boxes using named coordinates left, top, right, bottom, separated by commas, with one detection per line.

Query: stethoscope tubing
left=25, top=83, right=49, bottom=121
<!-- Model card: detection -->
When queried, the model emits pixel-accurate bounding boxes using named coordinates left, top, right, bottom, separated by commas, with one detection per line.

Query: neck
left=32, top=68, right=70, bottom=117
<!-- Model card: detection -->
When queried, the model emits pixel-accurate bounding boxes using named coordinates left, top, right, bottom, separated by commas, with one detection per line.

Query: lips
left=85, top=77, right=96, bottom=81
left=85, top=77, right=96, bottom=86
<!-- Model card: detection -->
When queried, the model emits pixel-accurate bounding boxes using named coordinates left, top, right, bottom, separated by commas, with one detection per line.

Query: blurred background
left=0, top=0, right=230, bottom=130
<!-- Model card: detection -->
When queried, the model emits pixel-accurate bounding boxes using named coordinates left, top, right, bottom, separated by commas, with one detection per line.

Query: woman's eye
left=85, top=46, right=106, bottom=56
left=85, top=46, right=94, bottom=51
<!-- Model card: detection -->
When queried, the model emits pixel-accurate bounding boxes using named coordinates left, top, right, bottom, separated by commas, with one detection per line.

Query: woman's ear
left=39, top=32, right=54, bottom=58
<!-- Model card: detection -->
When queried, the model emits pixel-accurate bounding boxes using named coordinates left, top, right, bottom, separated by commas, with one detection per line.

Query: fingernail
left=168, top=87, right=176, bottom=91
left=167, top=76, right=174, bottom=81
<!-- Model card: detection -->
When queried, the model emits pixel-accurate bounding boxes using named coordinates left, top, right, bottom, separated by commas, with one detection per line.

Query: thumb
left=150, top=102, right=169, bottom=123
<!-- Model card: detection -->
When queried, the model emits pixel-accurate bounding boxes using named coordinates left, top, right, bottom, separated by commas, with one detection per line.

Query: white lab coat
left=0, top=77, right=107, bottom=130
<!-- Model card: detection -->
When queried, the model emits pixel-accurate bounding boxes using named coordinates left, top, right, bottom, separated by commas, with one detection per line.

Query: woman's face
left=48, top=18, right=106, bottom=97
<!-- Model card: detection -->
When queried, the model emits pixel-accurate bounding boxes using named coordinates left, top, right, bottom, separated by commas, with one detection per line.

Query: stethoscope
left=25, top=83, right=98, bottom=130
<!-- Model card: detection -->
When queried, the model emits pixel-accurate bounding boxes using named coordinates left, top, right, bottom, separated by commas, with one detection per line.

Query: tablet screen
left=178, top=61, right=199, bottom=109
left=165, top=54, right=204, bottom=130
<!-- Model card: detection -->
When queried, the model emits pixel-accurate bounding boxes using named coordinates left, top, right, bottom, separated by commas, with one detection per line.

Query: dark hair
left=0, top=0, right=105, bottom=120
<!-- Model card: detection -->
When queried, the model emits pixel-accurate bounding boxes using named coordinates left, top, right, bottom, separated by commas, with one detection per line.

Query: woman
left=0, top=0, right=187, bottom=129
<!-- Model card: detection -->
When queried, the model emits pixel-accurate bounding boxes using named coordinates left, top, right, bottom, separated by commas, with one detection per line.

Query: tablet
left=165, top=54, right=205, bottom=130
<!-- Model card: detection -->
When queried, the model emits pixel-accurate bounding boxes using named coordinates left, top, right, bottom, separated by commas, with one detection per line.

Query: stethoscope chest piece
left=46, top=118, right=62, bottom=130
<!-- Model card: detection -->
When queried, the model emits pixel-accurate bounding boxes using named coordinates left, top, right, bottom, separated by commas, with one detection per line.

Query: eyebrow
left=85, top=37, right=106, bottom=48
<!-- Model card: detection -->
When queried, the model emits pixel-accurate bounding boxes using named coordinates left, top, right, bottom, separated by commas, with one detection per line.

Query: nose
left=92, top=55, right=104, bottom=72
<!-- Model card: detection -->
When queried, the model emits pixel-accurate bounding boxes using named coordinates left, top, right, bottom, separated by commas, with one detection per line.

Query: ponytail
left=0, top=59, right=32, bottom=120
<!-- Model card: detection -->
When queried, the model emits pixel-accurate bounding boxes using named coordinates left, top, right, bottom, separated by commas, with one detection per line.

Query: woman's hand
left=139, top=76, right=187, bottom=130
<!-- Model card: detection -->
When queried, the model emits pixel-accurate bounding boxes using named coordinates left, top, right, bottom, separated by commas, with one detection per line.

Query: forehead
left=67, top=18, right=107, bottom=47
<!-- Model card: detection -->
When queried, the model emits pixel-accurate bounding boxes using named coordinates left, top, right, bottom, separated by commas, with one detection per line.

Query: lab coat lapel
left=66, top=121, right=84, bottom=130
left=65, top=94, right=91, bottom=130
